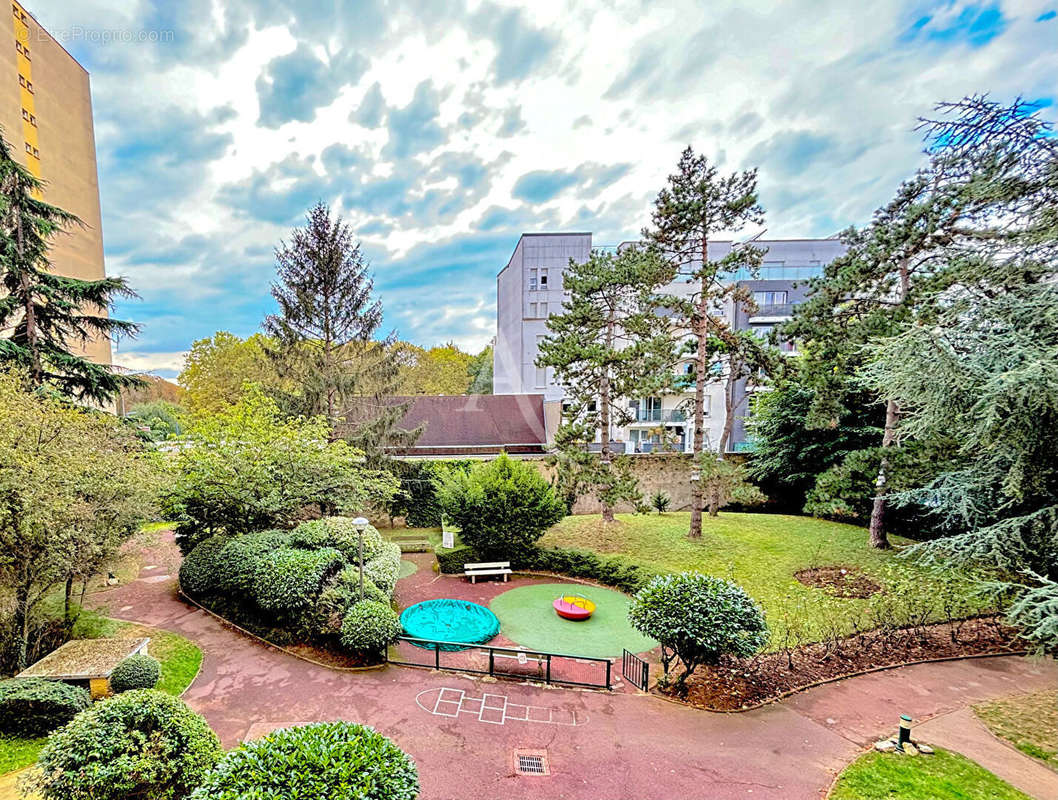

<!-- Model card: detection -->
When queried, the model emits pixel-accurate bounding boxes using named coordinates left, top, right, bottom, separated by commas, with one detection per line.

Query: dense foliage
left=165, top=387, right=396, bottom=554
left=340, top=601, right=403, bottom=653
left=125, top=400, right=186, bottom=442
left=27, top=689, right=222, bottom=800
left=436, top=454, right=566, bottom=561
left=0, top=677, right=90, bottom=736
left=109, top=653, right=161, bottom=692
left=628, top=572, right=768, bottom=690
left=189, top=722, right=418, bottom=800
left=252, top=547, right=345, bottom=613
left=178, top=332, right=281, bottom=415
left=384, top=460, right=473, bottom=527
left=0, top=371, right=160, bottom=671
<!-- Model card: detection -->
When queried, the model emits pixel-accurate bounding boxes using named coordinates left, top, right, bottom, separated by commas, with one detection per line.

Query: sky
left=28, top=0, right=1058, bottom=379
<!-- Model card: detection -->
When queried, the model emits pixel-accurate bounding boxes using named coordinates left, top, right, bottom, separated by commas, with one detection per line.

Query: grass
left=974, top=690, right=1058, bottom=770
left=538, top=512, right=984, bottom=648
left=489, top=582, right=656, bottom=658
left=829, top=748, right=1031, bottom=800
left=0, top=610, right=202, bottom=778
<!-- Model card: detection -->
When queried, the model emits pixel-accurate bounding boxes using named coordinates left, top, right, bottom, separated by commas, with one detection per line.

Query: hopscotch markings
left=415, top=687, right=586, bottom=726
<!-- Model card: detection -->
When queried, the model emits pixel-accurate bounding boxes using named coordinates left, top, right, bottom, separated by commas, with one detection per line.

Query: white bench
left=464, top=561, right=512, bottom=584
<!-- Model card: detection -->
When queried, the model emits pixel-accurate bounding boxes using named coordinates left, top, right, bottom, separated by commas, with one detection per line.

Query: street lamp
left=352, top=517, right=369, bottom=602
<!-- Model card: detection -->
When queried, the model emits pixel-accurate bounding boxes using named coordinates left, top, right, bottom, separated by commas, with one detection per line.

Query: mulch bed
left=795, top=565, right=882, bottom=599
left=669, top=617, right=1022, bottom=711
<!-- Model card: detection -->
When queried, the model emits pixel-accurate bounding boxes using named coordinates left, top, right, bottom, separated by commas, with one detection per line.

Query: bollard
left=897, top=715, right=912, bottom=750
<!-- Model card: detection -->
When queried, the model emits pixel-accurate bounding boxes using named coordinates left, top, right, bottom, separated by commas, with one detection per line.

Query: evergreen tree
left=467, top=342, right=494, bottom=394
left=0, top=134, right=141, bottom=404
left=264, top=202, right=417, bottom=460
left=537, top=247, right=673, bottom=522
left=644, top=146, right=765, bottom=538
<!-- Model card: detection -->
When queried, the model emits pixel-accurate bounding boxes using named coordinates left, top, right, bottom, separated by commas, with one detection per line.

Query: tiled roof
left=389, top=394, right=547, bottom=453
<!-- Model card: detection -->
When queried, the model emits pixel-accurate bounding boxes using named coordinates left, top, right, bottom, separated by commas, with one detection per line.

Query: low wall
left=529, top=454, right=696, bottom=514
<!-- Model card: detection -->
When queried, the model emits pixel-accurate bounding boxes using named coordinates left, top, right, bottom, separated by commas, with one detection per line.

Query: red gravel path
left=89, top=534, right=1058, bottom=800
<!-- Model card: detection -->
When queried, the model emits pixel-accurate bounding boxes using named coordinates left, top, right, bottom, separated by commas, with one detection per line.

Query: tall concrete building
left=494, top=232, right=846, bottom=453
left=2, top=1, right=111, bottom=366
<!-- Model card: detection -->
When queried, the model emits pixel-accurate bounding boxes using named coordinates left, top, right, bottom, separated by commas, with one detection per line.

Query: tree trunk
left=717, top=353, right=741, bottom=457
left=600, top=318, right=615, bottom=523
left=64, top=575, right=75, bottom=628
left=13, top=584, right=31, bottom=673
left=689, top=236, right=709, bottom=539
left=708, top=485, right=720, bottom=517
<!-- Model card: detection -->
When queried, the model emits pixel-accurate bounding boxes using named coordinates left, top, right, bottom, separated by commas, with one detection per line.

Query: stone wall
left=529, top=454, right=696, bottom=514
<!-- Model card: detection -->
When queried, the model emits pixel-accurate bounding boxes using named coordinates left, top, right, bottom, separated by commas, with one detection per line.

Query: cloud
left=497, top=105, right=526, bottom=137
left=899, top=3, right=1007, bottom=49
left=382, top=80, right=447, bottom=159
left=352, top=81, right=387, bottom=127
left=256, top=44, right=368, bottom=127
left=473, top=4, right=561, bottom=84
left=113, top=350, right=189, bottom=377
left=512, top=162, right=632, bottom=203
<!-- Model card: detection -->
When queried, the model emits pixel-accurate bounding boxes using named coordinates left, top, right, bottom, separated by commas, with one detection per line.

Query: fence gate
left=621, top=649, right=649, bottom=691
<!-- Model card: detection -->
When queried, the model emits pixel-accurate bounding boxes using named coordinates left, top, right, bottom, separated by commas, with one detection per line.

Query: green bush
left=27, top=689, right=222, bottom=800
left=435, top=545, right=478, bottom=574
left=312, top=568, right=389, bottom=637
left=178, top=535, right=230, bottom=599
left=362, top=542, right=402, bottom=596
left=290, top=517, right=384, bottom=563
left=522, top=547, right=659, bottom=594
left=0, top=677, right=91, bottom=737
left=628, top=572, right=768, bottom=691
left=340, top=601, right=403, bottom=653
left=435, top=453, right=566, bottom=561
left=189, top=721, right=418, bottom=800
left=216, top=530, right=291, bottom=595
left=386, top=459, right=474, bottom=527
left=252, top=547, right=344, bottom=613
left=109, top=653, right=161, bottom=692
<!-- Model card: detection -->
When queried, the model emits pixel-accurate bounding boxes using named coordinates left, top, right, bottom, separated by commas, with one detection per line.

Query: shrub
left=178, top=535, right=230, bottom=599
left=435, top=453, right=566, bottom=561
left=252, top=547, right=344, bottom=613
left=110, top=653, right=161, bottom=692
left=340, top=601, right=403, bottom=653
left=0, top=677, right=90, bottom=736
left=216, top=530, right=291, bottom=595
left=189, top=721, right=418, bottom=800
left=27, top=689, right=222, bottom=800
left=290, top=517, right=384, bottom=563
left=385, top=459, right=474, bottom=527
left=435, top=545, right=478, bottom=574
left=628, top=572, right=768, bottom=691
left=362, top=542, right=402, bottom=596
left=522, top=547, right=659, bottom=594
left=650, top=490, right=671, bottom=514
left=312, top=568, right=389, bottom=637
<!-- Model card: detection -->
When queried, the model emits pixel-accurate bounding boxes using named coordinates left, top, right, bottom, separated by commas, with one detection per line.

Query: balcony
left=749, top=303, right=794, bottom=318
left=629, top=408, right=686, bottom=424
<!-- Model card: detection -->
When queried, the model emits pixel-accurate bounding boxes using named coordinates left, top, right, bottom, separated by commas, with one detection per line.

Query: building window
left=15, top=41, right=22, bottom=53
left=539, top=302, right=547, bottom=317
left=529, top=268, right=538, bottom=291
left=539, top=271, right=548, bottom=287
left=25, top=142, right=32, bottom=154
left=18, top=75, right=25, bottom=87
left=753, top=290, right=788, bottom=306
left=32, top=147, right=39, bottom=158
left=528, top=302, right=537, bottom=318
left=12, top=5, right=18, bottom=17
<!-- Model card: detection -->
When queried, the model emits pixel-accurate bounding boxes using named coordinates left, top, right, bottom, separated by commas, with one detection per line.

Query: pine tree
left=0, top=133, right=141, bottom=404
left=644, top=147, right=765, bottom=538
left=537, top=246, right=674, bottom=522
left=264, top=202, right=417, bottom=460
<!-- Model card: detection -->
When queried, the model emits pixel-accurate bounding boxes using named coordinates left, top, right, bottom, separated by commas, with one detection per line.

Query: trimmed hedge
left=0, top=677, right=91, bottom=737
left=290, top=517, right=384, bottom=563
left=27, top=689, right=222, bottom=800
left=340, top=601, right=403, bottom=653
left=362, top=542, right=402, bottom=596
left=435, top=545, right=477, bottom=574
left=109, top=654, right=161, bottom=693
left=217, top=530, right=291, bottom=595
left=312, top=568, right=389, bottom=638
left=178, top=534, right=230, bottom=598
left=252, top=547, right=344, bottom=613
left=189, top=721, right=418, bottom=800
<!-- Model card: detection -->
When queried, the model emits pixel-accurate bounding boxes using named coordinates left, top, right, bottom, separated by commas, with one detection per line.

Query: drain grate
left=514, top=750, right=549, bottom=776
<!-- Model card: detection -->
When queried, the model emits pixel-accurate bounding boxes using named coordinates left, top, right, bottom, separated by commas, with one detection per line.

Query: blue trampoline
left=400, top=599, right=500, bottom=651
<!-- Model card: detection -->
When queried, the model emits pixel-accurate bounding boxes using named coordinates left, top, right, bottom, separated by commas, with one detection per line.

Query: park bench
left=392, top=533, right=431, bottom=553
left=464, top=560, right=512, bottom=584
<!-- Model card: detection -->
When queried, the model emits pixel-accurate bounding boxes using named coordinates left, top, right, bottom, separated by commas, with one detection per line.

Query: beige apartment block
left=1, top=1, right=111, bottom=366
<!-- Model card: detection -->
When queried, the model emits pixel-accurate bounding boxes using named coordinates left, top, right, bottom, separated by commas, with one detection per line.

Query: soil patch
left=670, top=617, right=1022, bottom=711
left=794, top=565, right=882, bottom=599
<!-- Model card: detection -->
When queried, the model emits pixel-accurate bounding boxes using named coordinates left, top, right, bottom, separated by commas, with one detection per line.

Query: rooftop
left=17, top=638, right=149, bottom=680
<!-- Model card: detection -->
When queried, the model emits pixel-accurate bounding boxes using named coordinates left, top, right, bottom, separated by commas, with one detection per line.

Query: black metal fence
left=622, top=649, right=649, bottom=691
left=389, top=636, right=613, bottom=690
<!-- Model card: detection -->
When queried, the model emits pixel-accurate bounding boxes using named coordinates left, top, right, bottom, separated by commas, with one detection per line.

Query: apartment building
left=494, top=232, right=846, bottom=453
left=2, top=2, right=111, bottom=366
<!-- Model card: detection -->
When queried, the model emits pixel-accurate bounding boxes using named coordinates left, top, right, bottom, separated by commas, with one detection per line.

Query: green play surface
left=398, top=559, right=418, bottom=579
left=489, top=582, right=655, bottom=659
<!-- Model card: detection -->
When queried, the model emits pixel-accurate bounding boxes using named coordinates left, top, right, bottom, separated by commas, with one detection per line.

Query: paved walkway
left=85, top=535, right=1058, bottom=800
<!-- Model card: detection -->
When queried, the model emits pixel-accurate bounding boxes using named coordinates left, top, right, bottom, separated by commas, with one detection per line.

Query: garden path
left=86, top=534, right=1058, bottom=800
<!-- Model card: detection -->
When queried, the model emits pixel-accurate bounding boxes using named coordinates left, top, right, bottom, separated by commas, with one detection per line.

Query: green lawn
left=829, top=748, right=1031, bottom=800
left=974, top=690, right=1058, bottom=769
left=0, top=611, right=201, bottom=777
left=539, top=512, right=982, bottom=648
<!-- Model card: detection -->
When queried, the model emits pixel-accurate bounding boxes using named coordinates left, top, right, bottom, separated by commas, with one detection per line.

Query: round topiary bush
left=189, top=721, right=418, bottom=800
left=340, top=601, right=402, bottom=653
left=312, top=569, right=389, bottom=637
left=290, top=517, right=385, bottom=563
left=362, top=542, right=402, bottom=597
left=216, top=530, right=291, bottom=595
left=109, top=653, right=161, bottom=692
left=628, top=572, right=769, bottom=691
left=0, top=677, right=91, bottom=736
left=179, top=534, right=231, bottom=599
left=252, top=546, right=344, bottom=613
left=26, top=689, right=222, bottom=800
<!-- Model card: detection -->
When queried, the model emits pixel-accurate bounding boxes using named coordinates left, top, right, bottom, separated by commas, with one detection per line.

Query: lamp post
left=353, top=516, right=369, bottom=602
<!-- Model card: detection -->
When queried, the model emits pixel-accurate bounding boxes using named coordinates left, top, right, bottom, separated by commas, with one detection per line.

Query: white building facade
left=494, top=232, right=846, bottom=453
